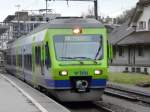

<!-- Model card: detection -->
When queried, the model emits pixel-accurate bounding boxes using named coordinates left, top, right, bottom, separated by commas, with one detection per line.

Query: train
left=5, top=18, right=110, bottom=101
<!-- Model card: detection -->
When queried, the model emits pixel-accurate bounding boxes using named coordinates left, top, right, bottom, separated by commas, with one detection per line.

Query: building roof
left=108, top=21, right=134, bottom=45
left=109, top=0, right=150, bottom=45
left=117, top=31, right=150, bottom=45
left=129, top=0, right=150, bottom=25
left=3, top=15, right=15, bottom=23
left=139, top=0, right=150, bottom=5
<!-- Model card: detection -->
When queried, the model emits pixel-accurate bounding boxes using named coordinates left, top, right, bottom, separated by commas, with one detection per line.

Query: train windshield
left=53, top=35, right=103, bottom=61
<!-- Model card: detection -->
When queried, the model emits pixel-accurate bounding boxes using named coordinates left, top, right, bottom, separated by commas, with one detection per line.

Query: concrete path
left=0, top=74, right=39, bottom=112
left=0, top=73, right=70, bottom=112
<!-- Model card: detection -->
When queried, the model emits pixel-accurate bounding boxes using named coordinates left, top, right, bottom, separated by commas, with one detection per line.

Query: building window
left=138, top=21, right=146, bottom=30
left=39, top=17, right=43, bottom=21
left=31, top=17, right=35, bottom=21
left=138, top=46, right=144, bottom=57
left=118, top=47, right=124, bottom=57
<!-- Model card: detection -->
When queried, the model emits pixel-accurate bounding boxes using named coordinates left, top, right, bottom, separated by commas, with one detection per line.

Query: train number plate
left=74, top=71, right=88, bottom=76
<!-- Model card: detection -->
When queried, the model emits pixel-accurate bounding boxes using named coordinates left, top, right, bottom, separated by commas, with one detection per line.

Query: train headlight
left=73, top=28, right=82, bottom=34
left=94, top=70, right=102, bottom=75
left=60, top=70, right=68, bottom=76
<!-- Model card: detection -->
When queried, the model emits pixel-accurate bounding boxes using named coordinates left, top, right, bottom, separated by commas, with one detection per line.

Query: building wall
left=110, top=45, right=150, bottom=74
left=136, top=5, right=150, bottom=31
left=111, top=45, right=150, bottom=66
left=135, top=46, right=150, bottom=65
left=111, top=46, right=129, bottom=65
left=109, top=66, right=150, bottom=74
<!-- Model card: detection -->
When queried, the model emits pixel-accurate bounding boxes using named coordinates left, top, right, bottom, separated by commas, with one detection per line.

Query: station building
left=0, top=11, right=61, bottom=50
left=109, top=0, right=150, bottom=74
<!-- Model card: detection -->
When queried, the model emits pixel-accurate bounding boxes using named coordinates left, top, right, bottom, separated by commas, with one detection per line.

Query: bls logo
left=74, top=71, right=88, bottom=76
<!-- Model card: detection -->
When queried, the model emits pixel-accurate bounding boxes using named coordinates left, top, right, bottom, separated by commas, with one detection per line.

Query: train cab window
left=45, top=42, right=51, bottom=68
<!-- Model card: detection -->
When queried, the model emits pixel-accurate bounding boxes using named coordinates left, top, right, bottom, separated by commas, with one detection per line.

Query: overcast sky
left=0, top=0, right=138, bottom=21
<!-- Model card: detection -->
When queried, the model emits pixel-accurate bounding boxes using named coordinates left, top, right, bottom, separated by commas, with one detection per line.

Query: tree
left=116, top=7, right=136, bottom=24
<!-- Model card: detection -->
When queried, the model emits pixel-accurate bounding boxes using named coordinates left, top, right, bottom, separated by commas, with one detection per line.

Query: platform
left=0, top=73, right=70, bottom=112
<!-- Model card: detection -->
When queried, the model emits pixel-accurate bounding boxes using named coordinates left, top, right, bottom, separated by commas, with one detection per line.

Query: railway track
left=62, top=102, right=115, bottom=112
left=93, top=102, right=115, bottom=112
left=105, top=84, right=150, bottom=106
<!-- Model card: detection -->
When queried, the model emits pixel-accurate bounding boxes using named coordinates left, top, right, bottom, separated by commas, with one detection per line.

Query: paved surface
left=0, top=74, right=38, bottom=112
left=0, top=73, right=70, bottom=112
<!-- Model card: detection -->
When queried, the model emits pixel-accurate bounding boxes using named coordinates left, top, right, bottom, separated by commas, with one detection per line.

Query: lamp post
left=94, top=0, right=98, bottom=20
left=46, top=0, right=48, bottom=15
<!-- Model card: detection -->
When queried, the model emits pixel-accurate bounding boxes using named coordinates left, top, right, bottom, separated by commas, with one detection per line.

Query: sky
left=0, top=0, right=139, bottom=21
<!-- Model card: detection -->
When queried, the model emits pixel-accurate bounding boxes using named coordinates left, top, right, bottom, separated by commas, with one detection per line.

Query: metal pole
left=94, top=0, right=98, bottom=20
left=46, top=0, right=48, bottom=15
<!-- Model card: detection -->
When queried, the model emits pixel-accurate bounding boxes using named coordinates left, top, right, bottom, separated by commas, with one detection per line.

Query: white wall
left=112, top=47, right=129, bottom=65
left=136, top=5, right=150, bottom=31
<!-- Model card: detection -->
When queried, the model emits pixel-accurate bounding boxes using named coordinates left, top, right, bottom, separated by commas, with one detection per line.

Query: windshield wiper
left=60, top=56, right=92, bottom=60
left=95, top=45, right=102, bottom=60
left=62, top=57, right=97, bottom=64
left=72, top=57, right=93, bottom=60
left=59, top=57, right=74, bottom=60
left=73, top=57, right=98, bottom=64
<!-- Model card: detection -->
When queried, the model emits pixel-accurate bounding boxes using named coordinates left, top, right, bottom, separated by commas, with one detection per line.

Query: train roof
left=47, top=18, right=104, bottom=28
left=27, top=18, right=105, bottom=36
left=7, top=18, right=105, bottom=48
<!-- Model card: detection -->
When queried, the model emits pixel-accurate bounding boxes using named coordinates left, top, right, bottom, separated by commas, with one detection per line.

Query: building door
left=129, top=47, right=135, bottom=65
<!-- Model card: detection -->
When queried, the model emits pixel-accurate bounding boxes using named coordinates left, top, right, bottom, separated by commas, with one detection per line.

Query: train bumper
left=45, top=78, right=106, bottom=101
left=50, top=88, right=105, bottom=102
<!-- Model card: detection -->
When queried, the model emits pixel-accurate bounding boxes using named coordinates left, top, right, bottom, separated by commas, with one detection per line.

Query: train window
left=8, top=55, right=11, bottom=65
left=29, top=55, right=32, bottom=70
left=18, top=55, right=19, bottom=67
left=12, top=55, right=16, bottom=66
left=45, top=42, right=51, bottom=68
left=20, top=55, right=22, bottom=67
left=24, top=54, right=32, bottom=70
left=35, top=46, right=41, bottom=65
left=24, top=55, right=26, bottom=69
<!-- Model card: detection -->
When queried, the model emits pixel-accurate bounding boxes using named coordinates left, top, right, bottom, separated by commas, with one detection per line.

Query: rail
left=105, top=85, right=150, bottom=106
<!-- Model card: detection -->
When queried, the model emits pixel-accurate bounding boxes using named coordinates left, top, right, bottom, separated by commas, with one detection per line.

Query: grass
left=108, top=72, right=150, bottom=86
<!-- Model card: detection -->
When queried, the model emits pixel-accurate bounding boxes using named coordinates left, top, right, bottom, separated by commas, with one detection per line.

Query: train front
left=47, top=19, right=108, bottom=101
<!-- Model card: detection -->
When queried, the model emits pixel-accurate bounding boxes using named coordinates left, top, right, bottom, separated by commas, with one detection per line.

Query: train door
left=35, top=45, right=42, bottom=83
left=32, top=42, right=42, bottom=87
left=32, top=42, right=36, bottom=87
left=40, top=44, right=45, bottom=76
left=42, top=42, right=51, bottom=80
left=22, top=47, right=25, bottom=81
